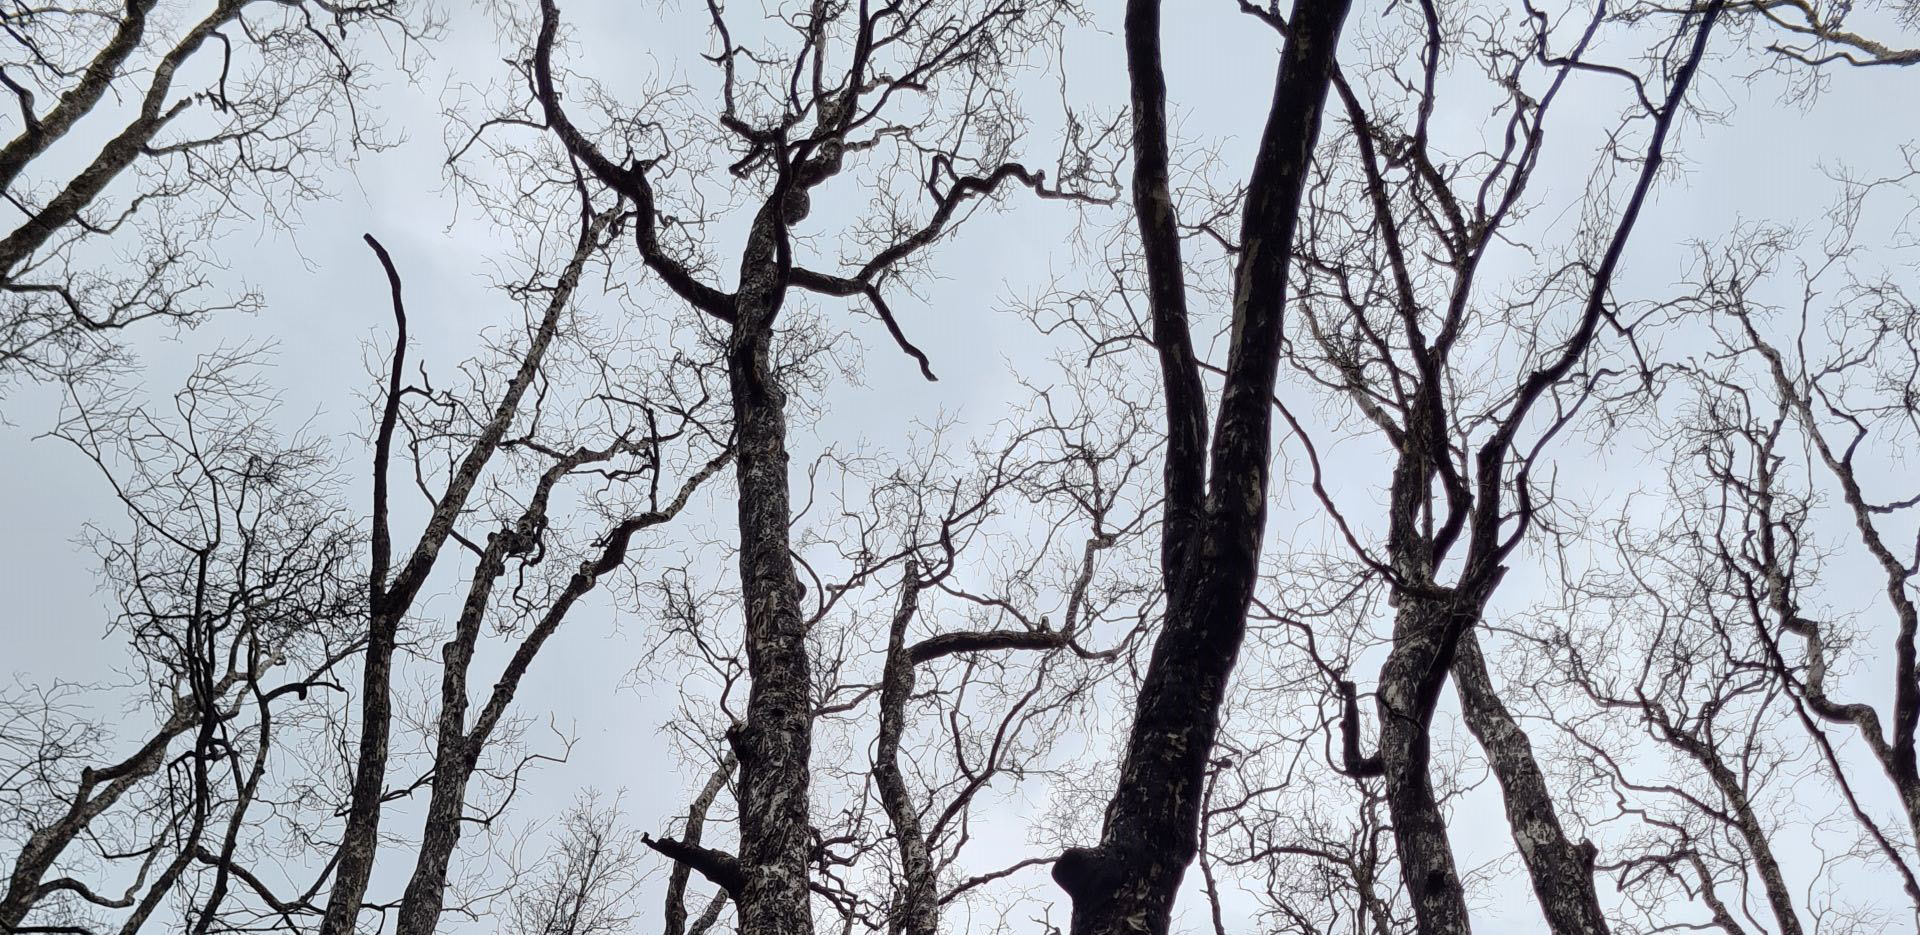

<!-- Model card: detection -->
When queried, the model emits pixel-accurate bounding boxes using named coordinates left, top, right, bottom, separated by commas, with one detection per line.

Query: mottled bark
left=0, top=702, right=198, bottom=930
left=393, top=446, right=729, bottom=935
left=1451, top=628, right=1609, bottom=935
left=725, top=201, right=815, bottom=935
left=663, top=757, right=736, bottom=935
left=1686, top=740, right=1802, bottom=935
left=321, top=223, right=605, bottom=935
left=1359, top=4, right=1724, bottom=930
left=1053, top=1, right=1352, bottom=932
left=0, top=0, right=158, bottom=195
left=0, top=0, right=245, bottom=278
left=876, top=564, right=937, bottom=935
left=1375, top=596, right=1475, bottom=935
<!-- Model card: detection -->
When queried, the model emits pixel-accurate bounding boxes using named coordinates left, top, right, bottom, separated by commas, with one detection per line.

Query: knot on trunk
left=1051, top=845, right=1120, bottom=905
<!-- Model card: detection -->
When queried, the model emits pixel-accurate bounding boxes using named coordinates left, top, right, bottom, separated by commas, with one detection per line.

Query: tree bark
left=1451, top=627, right=1610, bottom=935
left=726, top=200, right=815, bottom=935
left=876, top=564, right=937, bottom=935
left=1375, top=596, right=1474, bottom=935
left=1053, top=1, right=1353, bottom=933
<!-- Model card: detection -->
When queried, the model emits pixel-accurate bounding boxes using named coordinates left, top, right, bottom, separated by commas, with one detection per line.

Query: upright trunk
left=1376, top=596, right=1473, bottom=935
left=318, top=602, right=402, bottom=935
left=1451, top=628, right=1610, bottom=935
left=323, top=223, right=601, bottom=935
left=392, top=529, right=516, bottom=935
left=726, top=203, right=815, bottom=935
left=876, top=566, right=937, bottom=935
left=1054, top=1, right=1352, bottom=932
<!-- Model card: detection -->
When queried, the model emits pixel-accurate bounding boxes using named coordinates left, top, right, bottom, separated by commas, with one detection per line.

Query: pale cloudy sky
left=3, top=1, right=1917, bottom=933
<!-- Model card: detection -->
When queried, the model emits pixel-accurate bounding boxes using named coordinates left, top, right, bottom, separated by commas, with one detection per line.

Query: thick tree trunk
left=726, top=204, right=815, bottom=935
left=1376, top=597, right=1473, bottom=935
left=1451, top=628, right=1610, bottom=935
left=1054, top=1, right=1352, bottom=933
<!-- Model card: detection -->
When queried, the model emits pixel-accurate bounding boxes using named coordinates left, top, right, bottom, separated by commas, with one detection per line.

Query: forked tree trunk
left=1053, top=1, right=1353, bottom=932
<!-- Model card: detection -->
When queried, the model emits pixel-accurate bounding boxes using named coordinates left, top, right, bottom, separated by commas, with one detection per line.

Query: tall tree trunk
left=1053, top=1, right=1352, bottom=932
left=321, top=225, right=602, bottom=935
left=1376, top=597, right=1474, bottom=935
left=726, top=201, right=815, bottom=935
left=876, top=564, right=937, bottom=935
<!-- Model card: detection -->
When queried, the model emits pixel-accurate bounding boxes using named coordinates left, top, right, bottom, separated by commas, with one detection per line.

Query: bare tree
left=0, top=0, right=420, bottom=387
left=2, top=349, right=361, bottom=935
left=508, top=3, right=1108, bottom=933
left=315, top=198, right=732, bottom=935
left=1042, top=2, right=1354, bottom=932
left=503, top=793, right=654, bottom=935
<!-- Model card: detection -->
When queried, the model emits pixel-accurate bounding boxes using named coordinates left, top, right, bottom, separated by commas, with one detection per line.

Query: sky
left=3, top=0, right=1919, bottom=933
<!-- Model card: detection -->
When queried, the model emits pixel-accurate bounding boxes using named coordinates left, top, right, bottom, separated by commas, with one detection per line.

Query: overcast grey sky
left=4, top=0, right=1919, bottom=932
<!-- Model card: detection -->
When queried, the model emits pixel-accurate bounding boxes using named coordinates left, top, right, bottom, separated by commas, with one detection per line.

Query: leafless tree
left=1036, top=2, right=1355, bottom=933
left=488, top=3, right=1112, bottom=933
left=315, top=199, right=733, bottom=935
left=501, top=793, right=655, bottom=935
left=0, top=0, right=421, bottom=388
left=2, top=349, right=361, bottom=935
left=5, top=5, right=1920, bottom=935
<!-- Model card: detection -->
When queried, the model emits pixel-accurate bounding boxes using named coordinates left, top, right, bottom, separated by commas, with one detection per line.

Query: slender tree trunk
left=317, top=606, right=400, bottom=935
left=664, top=757, right=735, bottom=935
left=876, top=565, right=937, bottom=935
left=1668, top=733, right=1803, bottom=935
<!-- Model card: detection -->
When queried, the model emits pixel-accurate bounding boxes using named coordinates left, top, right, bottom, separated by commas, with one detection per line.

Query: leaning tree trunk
left=1451, top=627, right=1610, bottom=935
left=1667, top=728, right=1803, bottom=935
